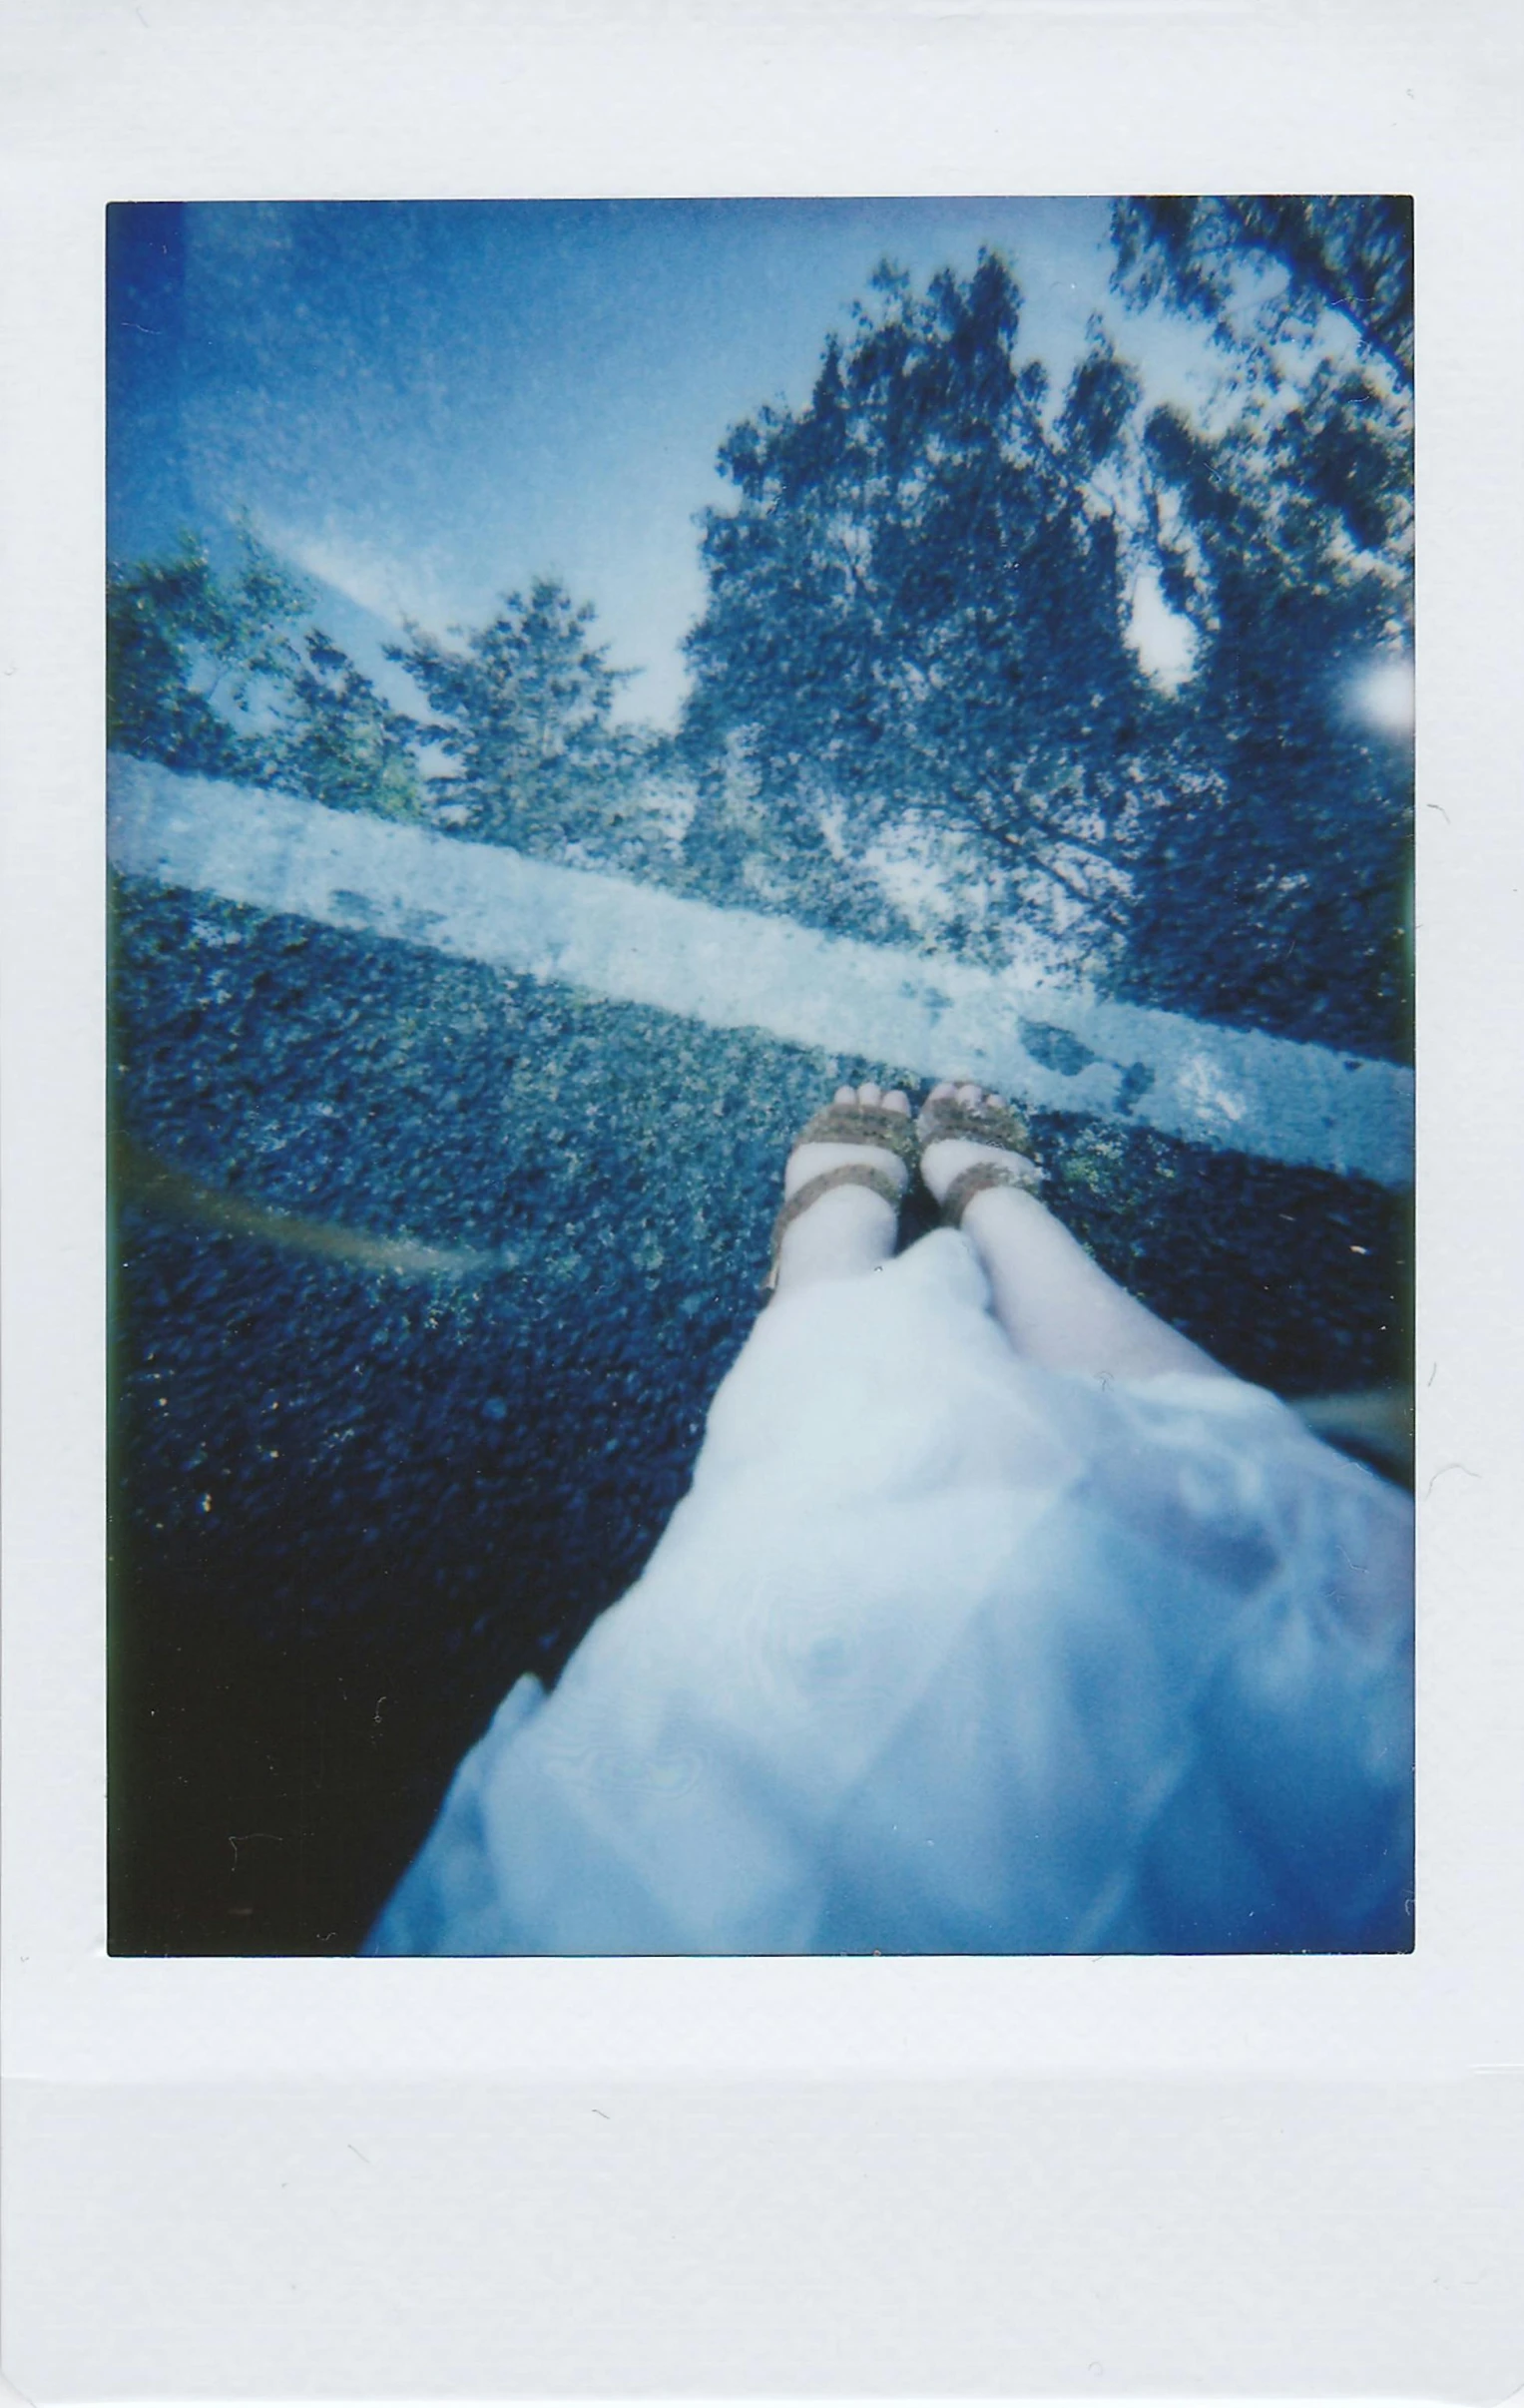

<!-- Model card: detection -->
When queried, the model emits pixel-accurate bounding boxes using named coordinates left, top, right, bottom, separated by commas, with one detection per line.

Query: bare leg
left=771, top=1082, right=913, bottom=1296
left=919, top=1083, right=1234, bottom=1383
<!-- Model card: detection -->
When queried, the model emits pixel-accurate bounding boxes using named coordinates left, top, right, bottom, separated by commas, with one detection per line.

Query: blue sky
left=108, top=199, right=1216, bottom=726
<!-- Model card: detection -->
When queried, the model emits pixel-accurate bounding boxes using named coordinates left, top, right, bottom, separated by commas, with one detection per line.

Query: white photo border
left=3, top=0, right=1521, bottom=2395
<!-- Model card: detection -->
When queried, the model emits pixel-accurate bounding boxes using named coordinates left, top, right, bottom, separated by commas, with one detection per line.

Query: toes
left=928, top=1080, right=956, bottom=1103
left=956, top=1082, right=982, bottom=1107
left=834, top=1085, right=857, bottom=1106
left=881, top=1088, right=910, bottom=1116
left=858, top=1080, right=882, bottom=1107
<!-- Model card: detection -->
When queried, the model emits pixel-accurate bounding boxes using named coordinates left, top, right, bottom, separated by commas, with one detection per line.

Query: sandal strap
left=765, top=1162, right=906, bottom=1290
left=795, top=1102, right=920, bottom=1166
left=917, top=1093, right=1035, bottom=1157
left=939, top=1157, right=1043, bottom=1227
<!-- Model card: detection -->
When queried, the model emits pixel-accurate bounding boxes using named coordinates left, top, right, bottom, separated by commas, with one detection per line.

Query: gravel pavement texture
left=110, top=875, right=1411, bottom=1953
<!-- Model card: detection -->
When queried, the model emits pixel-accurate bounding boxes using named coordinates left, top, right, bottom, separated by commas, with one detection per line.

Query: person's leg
left=770, top=1082, right=914, bottom=1295
left=918, top=1082, right=1234, bottom=1383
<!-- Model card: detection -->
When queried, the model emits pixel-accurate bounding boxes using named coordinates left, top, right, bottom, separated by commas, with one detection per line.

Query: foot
left=917, top=1082, right=1040, bottom=1221
left=918, top=1081, right=1229, bottom=1381
left=770, top=1082, right=914, bottom=1294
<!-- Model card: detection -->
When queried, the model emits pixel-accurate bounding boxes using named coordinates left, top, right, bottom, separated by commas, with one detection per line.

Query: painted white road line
left=108, top=756, right=1413, bottom=1191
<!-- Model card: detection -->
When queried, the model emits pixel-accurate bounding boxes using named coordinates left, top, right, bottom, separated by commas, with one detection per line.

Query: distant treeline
left=108, top=199, right=1413, bottom=1059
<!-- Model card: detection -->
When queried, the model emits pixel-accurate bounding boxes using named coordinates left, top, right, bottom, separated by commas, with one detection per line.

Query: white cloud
left=259, top=521, right=458, bottom=635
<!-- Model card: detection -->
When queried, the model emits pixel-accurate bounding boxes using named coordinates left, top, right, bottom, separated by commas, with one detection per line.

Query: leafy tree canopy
left=108, top=202, right=1414, bottom=1058
left=681, top=252, right=1158, bottom=959
left=1109, top=198, right=1412, bottom=1053
left=108, top=525, right=311, bottom=780
left=109, top=525, right=425, bottom=821
left=109, top=536, right=660, bottom=862
left=277, top=629, right=426, bottom=822
left=1111, top=197, right=1412, bottom=392
left=678, top=209, right=1412, bottom=1054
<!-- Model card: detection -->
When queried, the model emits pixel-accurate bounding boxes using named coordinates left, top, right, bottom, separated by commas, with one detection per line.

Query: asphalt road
left=110, top=874, right=1411, bottom=1953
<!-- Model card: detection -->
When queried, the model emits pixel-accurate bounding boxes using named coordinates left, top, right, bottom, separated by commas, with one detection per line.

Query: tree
left=679, top=254, right=1158, bottom=962
left=108, top=527, right=431, bottom=821
left=107, top=527, right=309, bottom=780
left=1109, top=198, right=1413, bottom=1056
left=1111, top=197, right=1412, bottom=393
left=388, top=580, right=645, bottom=855
left=107, top=539, right=656, bottom=851
left=269, top=630, right=425, bottom=821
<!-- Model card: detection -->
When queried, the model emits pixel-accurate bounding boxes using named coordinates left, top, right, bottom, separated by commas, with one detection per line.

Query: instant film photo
left=106, top=195, right=1414, bottom=1960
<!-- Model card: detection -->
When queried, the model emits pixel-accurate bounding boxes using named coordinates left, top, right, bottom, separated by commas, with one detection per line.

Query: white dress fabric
left=367, top=1230, right=1413, bottom=1956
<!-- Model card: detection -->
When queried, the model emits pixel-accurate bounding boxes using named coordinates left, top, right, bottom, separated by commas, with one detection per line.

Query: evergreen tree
left=389, top=580, right=644, bottom=855
left=270, top=630, right=424, bottom=820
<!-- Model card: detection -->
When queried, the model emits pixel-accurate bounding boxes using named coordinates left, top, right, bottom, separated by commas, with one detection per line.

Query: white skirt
left=367, top=1229, right=1413, bottom=1955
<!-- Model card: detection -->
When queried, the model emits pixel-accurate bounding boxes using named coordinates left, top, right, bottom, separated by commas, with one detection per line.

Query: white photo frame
left=3, top=0, right=1520, bottom=2396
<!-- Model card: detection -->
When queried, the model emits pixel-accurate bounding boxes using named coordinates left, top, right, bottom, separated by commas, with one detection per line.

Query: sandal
left=764, top=1098, right=919, bottom=1290
left=916, top=1089, right=1043, bottom=1227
